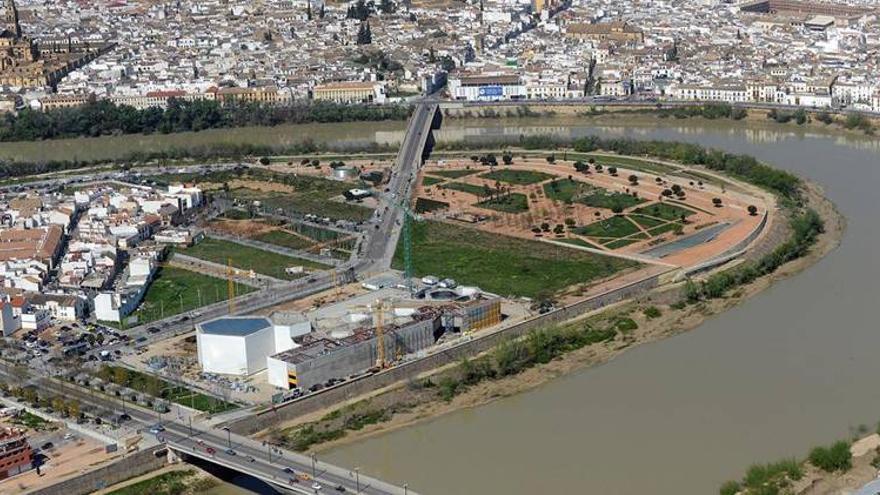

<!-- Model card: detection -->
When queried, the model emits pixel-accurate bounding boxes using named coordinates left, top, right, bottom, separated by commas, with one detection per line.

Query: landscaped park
left=413, top=153, right=771, bottom=270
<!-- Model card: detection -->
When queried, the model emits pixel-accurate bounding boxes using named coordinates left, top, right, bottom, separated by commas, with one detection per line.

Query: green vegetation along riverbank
left=0, top=100, right=410, bottom=142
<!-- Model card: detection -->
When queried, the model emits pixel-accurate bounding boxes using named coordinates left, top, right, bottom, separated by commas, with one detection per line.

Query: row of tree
left=0, top=99, right=412, bottom=142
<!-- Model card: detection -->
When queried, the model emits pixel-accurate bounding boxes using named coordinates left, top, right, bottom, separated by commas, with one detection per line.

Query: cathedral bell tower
left=3, top=0, right=22, bottom=38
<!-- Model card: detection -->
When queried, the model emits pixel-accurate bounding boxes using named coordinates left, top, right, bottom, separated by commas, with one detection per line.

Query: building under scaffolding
left=267, top=298, right=502, bottom=390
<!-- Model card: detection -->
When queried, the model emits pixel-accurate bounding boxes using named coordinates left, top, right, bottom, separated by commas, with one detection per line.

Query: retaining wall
left=27, top=446, right=167, bottom=495
left=227, top=272, right=662, bottom=436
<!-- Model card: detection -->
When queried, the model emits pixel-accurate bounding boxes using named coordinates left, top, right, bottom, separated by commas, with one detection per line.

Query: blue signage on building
left=479, top=86, right=503, bottom=97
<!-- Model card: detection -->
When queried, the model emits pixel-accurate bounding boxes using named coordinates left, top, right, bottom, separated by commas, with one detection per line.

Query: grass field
left=180, top=238, right=329, bottom=279
left=647, top=222, right=684, bottom=236
left=415, top=197, right=450, bottom=213
left=603, top=238, right=641, bottom=249
left=578, top=154, right=679, bottom=175
left=629, top=214, right=666, bottom=229
left=289, top=223, right=345, bottom=242
left=579, top=191, right=645, bottom=210
left=422, top=176, right=445, bottom=187
left=106, top=470, right=200, bottom=495
left=393, top=221, right=637, bottom=298
left=441, top=181, right=488, bottom=197
left=480, top=169, right=555, bottom=185
left=474, top=193, right=529, bottom=213
left=121, top=266, right=255, bottom=326
left=252, top=229, right=314, bottom=250
left=633, top=203, right=696, bottom=221
left=574, top=216, right=641, bottom=238
left=231, top=188, right=374, bottom=223
left=430, top=169, right=480, bottom=179
left=543, top=178, right=593, bottom=203
left=556, top=237, right=602, bottom=249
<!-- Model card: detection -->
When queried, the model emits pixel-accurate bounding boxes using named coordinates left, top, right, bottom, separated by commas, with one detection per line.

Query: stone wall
left=27, top=446, right=167, bottom=495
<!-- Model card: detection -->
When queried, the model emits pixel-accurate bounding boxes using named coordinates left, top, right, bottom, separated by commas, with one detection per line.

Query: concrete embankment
left=26, top=446, right=167, bottom=495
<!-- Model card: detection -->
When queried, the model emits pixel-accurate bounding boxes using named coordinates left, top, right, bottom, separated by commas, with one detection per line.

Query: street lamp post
left=311, top=452, right=317, bottom=479
left=223, top=426, right=231, bottom=448
left=355, top=467, right=360, bottom=493
left=404, top=483, right=408, bottom=495
left=267, top=442, right=272, bottom=463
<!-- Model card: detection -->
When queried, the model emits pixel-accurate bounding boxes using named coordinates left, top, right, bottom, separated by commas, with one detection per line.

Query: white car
left=312, top=482, right=322, bottom=491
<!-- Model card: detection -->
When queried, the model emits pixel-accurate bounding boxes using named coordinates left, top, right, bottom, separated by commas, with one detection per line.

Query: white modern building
left=196, top=315, right=308, bottom=376
left=448, top=74, right=526, bottom=101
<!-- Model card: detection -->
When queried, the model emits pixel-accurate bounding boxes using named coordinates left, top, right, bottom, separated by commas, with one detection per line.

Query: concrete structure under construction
left=267, top=299, right=502, bottom=390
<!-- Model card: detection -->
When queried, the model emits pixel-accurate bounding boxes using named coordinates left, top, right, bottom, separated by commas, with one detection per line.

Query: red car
left=206, top=447, right=216, bottom=455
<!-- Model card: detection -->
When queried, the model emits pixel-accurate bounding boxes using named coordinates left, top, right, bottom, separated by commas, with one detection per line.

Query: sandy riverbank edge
left=296, top=178, right=844, bottom=454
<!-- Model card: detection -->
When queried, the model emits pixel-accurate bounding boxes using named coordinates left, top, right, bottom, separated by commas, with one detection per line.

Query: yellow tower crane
left=227, top=258, right=236, bottom=314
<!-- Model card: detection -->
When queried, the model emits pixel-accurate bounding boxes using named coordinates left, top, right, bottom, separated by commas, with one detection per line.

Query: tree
left=607, top=166, right=617, bottom=176
left=311, top=159, right=320, bottom=167
left=259, top=156, right=270, bottom=165
left=502, top=153, right=513, bottom=165
left=712, top=197, right=723, bottom=207
left=356, top=22, right=373, bottom=45
left=747, top=205, right=758, bottom=216
left=379, top=0, right=396, bottom=14
left=540, top=222, right=550, bottom=232
left=553, top=224, right=565, bottom=235
left=112, top=366, right=128, bottom=386
left=546, top=154, right=556, bottom=164
left=661, top=189, right=673, bottom=197
left=595, top=164, right=603, bottom=173
left=52, top=397, right=65, bottom=414
left=628, top=174, right=638, bottom=185
left=347, top=0, right=371, bottom=20
left=67, top=400, right=80, bottom=419
left=573, top=161, right=587, bottom=173
left=611, top=204, right=624, bottom=215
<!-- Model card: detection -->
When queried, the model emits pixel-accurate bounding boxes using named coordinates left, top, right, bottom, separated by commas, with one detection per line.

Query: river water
left=323, top=119, right=880, bottom=494
left=206, top=118, right=880, bottom=494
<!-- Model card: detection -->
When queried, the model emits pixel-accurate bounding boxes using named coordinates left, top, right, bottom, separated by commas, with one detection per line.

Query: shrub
left=808, top=441, right=852, bottom=472
left=643, top=306, right=662, bottom=319
left=719, top=480, right=741, bottom=495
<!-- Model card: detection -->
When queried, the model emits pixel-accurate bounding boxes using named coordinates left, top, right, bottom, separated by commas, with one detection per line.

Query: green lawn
left=604, top=238, right=641, bottom=249
left=415, top=197, right=450, bottom=213
left=579, top=154, right=679, bottom=175
left=633, top=203, right=696, bottom=221
left=289, top=223, right=345, bottom=242
left=574, top=216, right=642, bottom=238
left=430, top=169, right=480, bottom=179
left=441, top=182, right=489, bottom=197
left=474, top=193, right=529, bottom=213
left=122, top=266, right=255, bottom=326
left=556, top=237, right=602, bottom=249
left=422, top=176, right=445, bottom=187
left=180, top=237, right=329, bottom=279
left=543, top=178, right=594, bottom=203
left=480, top=169, right=555, bottom=185
left=629, top=214, right=666, bottom=229
left=393, top=221, right=637, bottom=298
left=233, top=189, right=374, bottom=223
left=106, top=470, right=198, bottom=495
left=647, top=222, right=684, bottom=236
left=579, top=191, right=646, bottom=211
left=253, top=229, right=315, bottom=250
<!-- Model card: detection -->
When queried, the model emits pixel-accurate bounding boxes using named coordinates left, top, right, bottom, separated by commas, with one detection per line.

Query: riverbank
left=440, top=102, right=879, bottom=137
left=261, top=172, right=842, bottom=454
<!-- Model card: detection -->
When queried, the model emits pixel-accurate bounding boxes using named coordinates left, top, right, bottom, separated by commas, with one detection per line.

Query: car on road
left=225, top=448, right=236, bottom=456
left=136, top=337, right=147, bottom=343
left=283, top=467, right=295, bottom=474
left=40, top=442, right=54, bottom=450
left=147, top=327, right=160, bottom=334
left=246, top=455, right=255, bottom=462
left=206, top=447, right=216, bottom=455
left=335, top=485, right=347, bottom=492
left=312, top=482, right=322, bottom=491
left=149, top=425, right=165, bottom=434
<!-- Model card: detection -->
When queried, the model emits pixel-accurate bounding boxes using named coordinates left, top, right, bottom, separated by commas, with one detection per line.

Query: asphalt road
left=0, top=367, right=410, bottom=495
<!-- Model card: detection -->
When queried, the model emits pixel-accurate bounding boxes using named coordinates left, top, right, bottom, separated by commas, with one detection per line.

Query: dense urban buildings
left=0, top=0, right=877, bottom=112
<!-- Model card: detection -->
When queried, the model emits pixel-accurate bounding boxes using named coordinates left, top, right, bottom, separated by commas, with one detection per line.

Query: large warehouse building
left=196, top=314, right=311, bottom=376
